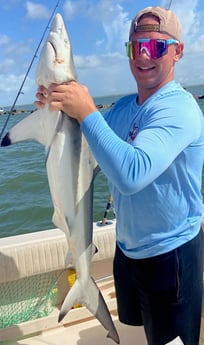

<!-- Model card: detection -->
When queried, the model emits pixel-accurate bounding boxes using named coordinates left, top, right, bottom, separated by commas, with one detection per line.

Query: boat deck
left=1, top=278, right=204, bottom=345
left=1, top=316, right=146, bottom=345
left=1, top=277, right=146, bottom=345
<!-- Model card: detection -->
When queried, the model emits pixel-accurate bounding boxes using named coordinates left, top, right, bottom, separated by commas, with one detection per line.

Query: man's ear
left=174, top=42, right=184, bottom=61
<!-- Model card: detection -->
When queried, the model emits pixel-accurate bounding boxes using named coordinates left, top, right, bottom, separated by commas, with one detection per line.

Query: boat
left=0, top=107, right=4, bottom=114
left=0, top=215, right=204, bottom=344
left=0, top=219, right=146, bottom=344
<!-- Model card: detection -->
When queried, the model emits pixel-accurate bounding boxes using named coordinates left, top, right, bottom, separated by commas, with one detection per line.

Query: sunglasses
left=125, top=39, right=179, bottom=60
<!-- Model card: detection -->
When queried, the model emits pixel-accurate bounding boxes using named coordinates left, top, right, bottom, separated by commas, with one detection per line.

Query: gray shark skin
left=1, top=13, right=119, bottom=344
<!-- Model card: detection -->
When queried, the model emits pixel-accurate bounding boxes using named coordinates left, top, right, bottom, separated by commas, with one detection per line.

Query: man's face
left=129, top=15, right=183, bottom=102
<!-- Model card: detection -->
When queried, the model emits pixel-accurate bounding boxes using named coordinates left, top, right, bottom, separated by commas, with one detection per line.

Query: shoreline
left=0, top=103, right=115, bottom=116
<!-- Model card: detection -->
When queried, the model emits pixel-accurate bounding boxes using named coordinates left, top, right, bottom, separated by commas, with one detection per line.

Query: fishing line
left=167, top=0, right=173, bottom=10
left=0, top=0, right=63, bottom=141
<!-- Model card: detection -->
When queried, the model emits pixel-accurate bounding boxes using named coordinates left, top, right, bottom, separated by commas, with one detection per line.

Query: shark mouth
left=47, top=40, right=64, bottom=64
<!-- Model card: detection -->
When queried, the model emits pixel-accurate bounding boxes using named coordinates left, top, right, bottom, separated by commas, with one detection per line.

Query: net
left=0, top=270, right=60, bottom=328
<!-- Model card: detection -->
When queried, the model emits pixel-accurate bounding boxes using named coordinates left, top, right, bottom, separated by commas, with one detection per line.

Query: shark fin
left=92, top=243, right=98, bottom=256
left=58, top=277, right=120, bottom=344
left=1, top=106, right=63, bottom=149
left=1, top=109, right=46, bottom=146
left=58, top=279, right=81, bottom=322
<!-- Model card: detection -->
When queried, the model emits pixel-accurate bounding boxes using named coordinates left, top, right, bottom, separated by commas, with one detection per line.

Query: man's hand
left=35, top=81, right=97, bottom=123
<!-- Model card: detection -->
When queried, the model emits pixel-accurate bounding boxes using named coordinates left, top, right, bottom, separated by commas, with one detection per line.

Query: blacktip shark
left=1, top=13, right=120, bottom=344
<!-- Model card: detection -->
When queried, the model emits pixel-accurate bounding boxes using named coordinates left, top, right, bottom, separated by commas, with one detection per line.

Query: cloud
left=162, top=0, right=203, bottom=85
left=171, top=0, right=198, bottom=38
left=98, top=2, right=130, bottom=52
left=25, top=1, right=50, bottom=20
left=162, top=0, right=204, bottom=85
left=175, top=53, right=204, bottom=86
left=0, top=74, right=35, bottom=106
left=63, top=0, right=130, bottom=53
left=0, top=39, right=34, bottom=78
left=75, top=51, right=125, bottom=70
left=2, top=0, right=21, bottom=10
left=0, top=35, right=10, bottom=46
left=95, top=39, right=105, bottom=47
left=74, top=52, right=133, bottom=96
left=0, top=59, right=15, bottom=74
left=4, top=41, right=31, bottom=57
left=190, top=34, right=204, bottom=53
left=74, top=55, right=102, bottom=69
left=161, top=0, right=204, bottom=41
left=63, top=1, right=78, bottom=20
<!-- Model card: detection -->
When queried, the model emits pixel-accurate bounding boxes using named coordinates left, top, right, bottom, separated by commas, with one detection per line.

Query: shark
left=1, top=13, right=119, bottom=344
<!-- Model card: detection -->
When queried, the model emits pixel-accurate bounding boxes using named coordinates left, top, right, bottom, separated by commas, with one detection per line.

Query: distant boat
left=0, top=107, right=4, bottom=114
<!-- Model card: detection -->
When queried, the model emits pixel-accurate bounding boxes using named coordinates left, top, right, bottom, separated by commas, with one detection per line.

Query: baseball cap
left=129, top=6, right=182, bottom=41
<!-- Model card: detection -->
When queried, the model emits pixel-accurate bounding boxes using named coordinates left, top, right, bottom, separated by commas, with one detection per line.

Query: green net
left=0, top=271, right=60, bottom=328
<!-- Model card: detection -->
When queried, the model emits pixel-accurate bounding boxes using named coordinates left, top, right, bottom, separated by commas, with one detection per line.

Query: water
left=0, top=89, right=203, bottom=238
left=0, top=95, right=121, bottom=238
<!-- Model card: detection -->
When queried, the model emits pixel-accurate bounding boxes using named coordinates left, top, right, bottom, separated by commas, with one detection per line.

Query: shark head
left=36, top=13, right=77, bottom=88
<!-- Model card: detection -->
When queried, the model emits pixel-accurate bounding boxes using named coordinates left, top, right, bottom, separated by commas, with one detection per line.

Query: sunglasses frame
left=125, top=38, right=179, bottom=60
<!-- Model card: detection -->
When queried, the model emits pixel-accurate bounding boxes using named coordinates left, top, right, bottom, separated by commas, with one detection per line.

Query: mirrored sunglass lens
left=126, top=42, right=134, bottom=59
left=126, top=40, right=168, bottom=60
left=138, top=40, right=167, bottom=59
left=125, top=42, right=130, bottom=58
left=154, top=40, right=167, bottom=58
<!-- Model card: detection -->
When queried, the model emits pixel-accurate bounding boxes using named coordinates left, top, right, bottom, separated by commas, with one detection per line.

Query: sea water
left=0, top=88, right=203, bottom=238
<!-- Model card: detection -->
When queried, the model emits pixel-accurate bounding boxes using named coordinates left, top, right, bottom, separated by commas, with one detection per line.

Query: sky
left=0, top=0, right=204, bottom=106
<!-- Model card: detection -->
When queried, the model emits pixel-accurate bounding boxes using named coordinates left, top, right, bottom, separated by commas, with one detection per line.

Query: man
left=36, top=7, right=204, bottom=345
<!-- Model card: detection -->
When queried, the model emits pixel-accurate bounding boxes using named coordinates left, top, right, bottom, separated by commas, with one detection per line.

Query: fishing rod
left=0, top=0, right=63, bottom=141
left=167, top=0, right=173, bottom=10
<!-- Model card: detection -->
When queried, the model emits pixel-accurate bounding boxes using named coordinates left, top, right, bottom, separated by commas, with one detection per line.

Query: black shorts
left=113, top=229, right=204, bottom=345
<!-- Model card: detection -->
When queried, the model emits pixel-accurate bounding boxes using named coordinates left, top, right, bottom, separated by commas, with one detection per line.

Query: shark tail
left=58, top=277, right=120, bottom=344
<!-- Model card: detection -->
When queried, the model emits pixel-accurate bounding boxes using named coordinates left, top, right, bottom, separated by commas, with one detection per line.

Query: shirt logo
left=127, top=122, right=138, bottom=143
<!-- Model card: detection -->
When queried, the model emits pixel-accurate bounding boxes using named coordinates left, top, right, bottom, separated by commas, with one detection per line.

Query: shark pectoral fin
left=1, top=133, right=11, bottom=146
left=1, top=109, right=46, bottom=146
left=52, top=210, right=71, bottom=236
left=1, top=108, right=63, bottom=149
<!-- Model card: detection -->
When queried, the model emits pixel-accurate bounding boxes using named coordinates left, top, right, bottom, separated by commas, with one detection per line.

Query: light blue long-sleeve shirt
left=81, top=81, right=204, bottom=258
